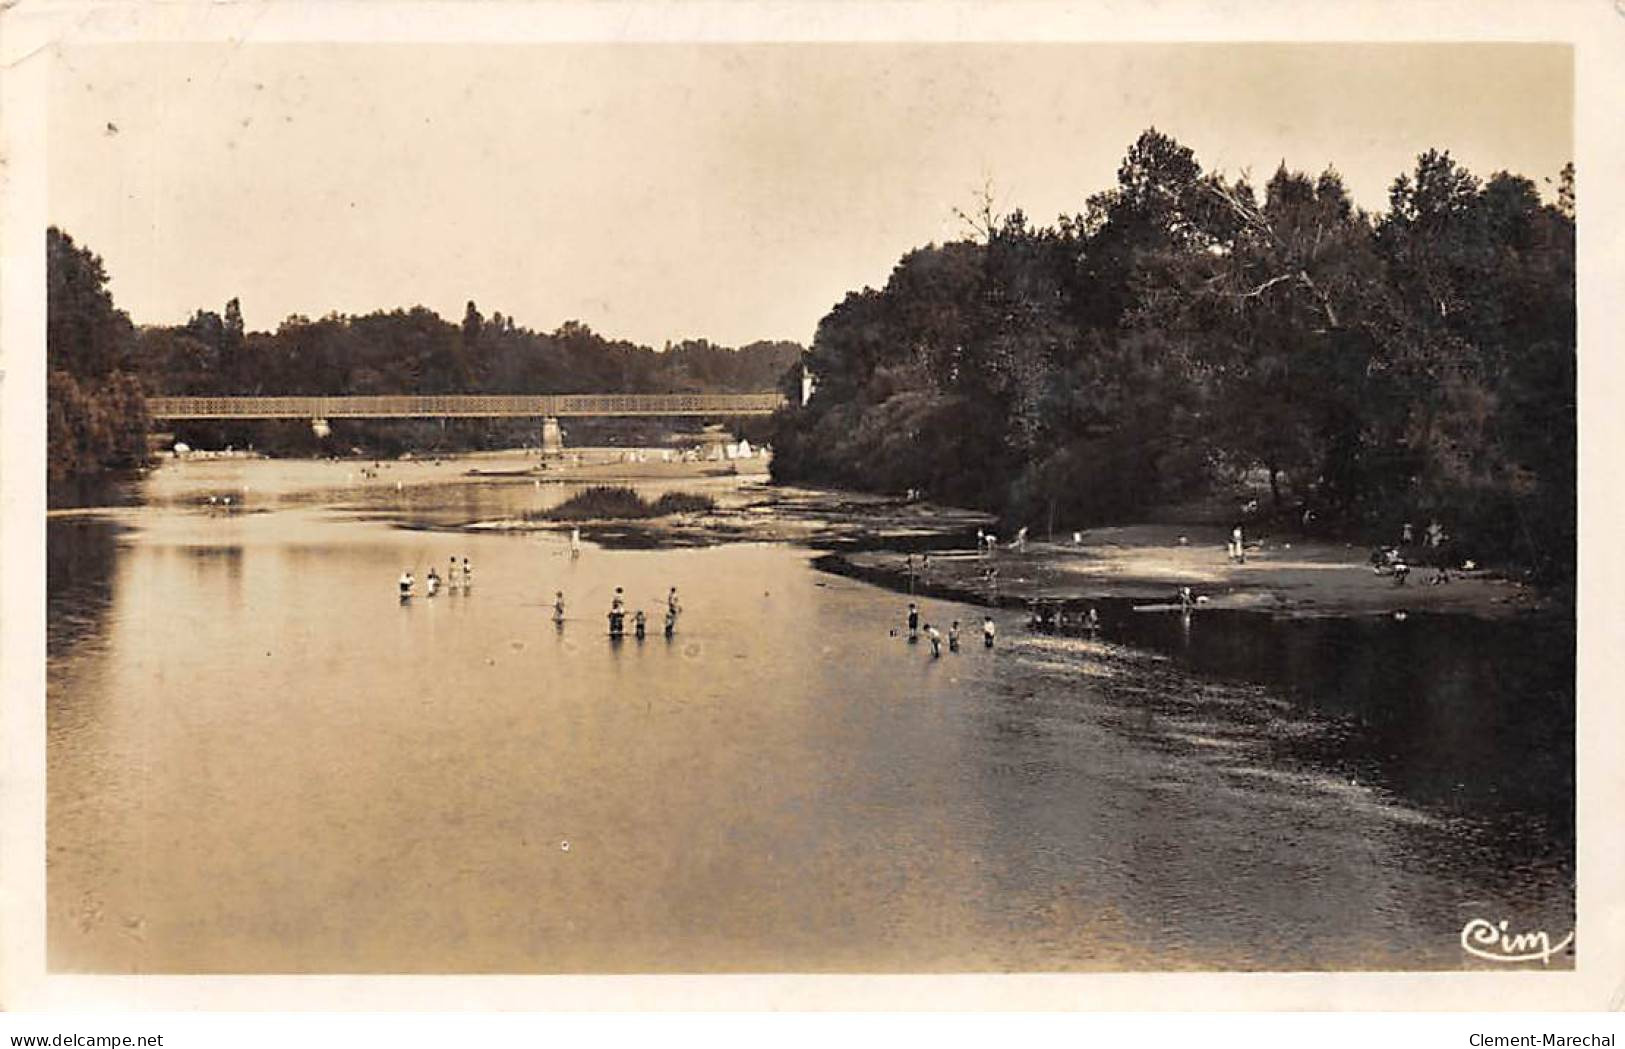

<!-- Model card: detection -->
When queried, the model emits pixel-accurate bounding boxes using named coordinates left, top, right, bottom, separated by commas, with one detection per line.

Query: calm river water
left=46, top=456, right=1574, bottom=972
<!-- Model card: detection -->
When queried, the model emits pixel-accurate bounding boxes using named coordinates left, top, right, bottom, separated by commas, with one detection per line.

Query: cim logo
left=1461, top=918, right=1574, bottom=965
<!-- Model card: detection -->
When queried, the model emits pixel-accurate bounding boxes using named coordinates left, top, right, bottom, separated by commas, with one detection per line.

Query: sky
left=49, top=42, right=1572, bottom=349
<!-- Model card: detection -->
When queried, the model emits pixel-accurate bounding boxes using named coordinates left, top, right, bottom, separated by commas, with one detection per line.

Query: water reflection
left=45, top=459, right=1574, bottom=973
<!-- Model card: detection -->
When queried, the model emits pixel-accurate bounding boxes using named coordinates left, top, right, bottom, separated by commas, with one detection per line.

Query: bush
left=537, top=485, right=715, bottom=521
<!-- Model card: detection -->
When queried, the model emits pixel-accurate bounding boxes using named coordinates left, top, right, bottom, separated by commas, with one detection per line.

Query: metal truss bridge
left=146, top=393, right=787, bottom=420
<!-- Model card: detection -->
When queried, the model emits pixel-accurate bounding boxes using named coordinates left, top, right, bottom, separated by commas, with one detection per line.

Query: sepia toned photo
left=12, top=7, right=1601, bottom=1002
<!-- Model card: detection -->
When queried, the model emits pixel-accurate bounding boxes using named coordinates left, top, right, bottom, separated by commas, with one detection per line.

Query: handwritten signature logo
left=1460, top=918, right=1574, bottom=965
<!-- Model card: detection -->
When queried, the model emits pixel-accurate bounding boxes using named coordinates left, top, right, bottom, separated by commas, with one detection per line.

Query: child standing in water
left=462, top=557, right=473, bottom=590
left=663, top=606, right=676, bottom=638
left=634, top=609, right=647, bottom=639
left=982, top=615, right=996, bottom=648
left=570, top=528, right=581, bottom=558
left=907, top=602, right=920, bottom=642
left=399, top=570, right=413, bottom=599
left=948, top=620, right=961, bottom=653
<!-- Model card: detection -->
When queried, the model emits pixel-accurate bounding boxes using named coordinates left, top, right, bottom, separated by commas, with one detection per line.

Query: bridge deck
left=147, top=393, right=786, bottom=420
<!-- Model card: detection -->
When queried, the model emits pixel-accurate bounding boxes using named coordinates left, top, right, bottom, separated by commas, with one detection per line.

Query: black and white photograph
left=3, top=0, right=1621, bottom=1023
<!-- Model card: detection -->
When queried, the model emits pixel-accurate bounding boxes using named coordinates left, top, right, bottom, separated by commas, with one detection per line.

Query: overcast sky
left=50, top=42, right=1571, bottom=348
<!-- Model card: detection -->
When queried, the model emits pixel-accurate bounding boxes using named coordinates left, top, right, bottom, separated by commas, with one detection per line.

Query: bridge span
left=146, top=392, right=787, bottom=420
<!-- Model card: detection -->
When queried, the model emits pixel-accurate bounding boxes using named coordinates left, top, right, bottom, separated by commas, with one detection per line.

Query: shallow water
left=47, top=457, right=1575, bottom=972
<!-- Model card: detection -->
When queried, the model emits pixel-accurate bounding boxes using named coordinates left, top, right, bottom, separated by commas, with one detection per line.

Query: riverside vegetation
left=768, top=131, right=1574, bottom=579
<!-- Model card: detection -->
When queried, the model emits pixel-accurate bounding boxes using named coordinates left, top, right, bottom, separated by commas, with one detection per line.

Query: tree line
left=46, top=225, right=802, bottom=477
left=769, top=130, right=1575, bottom=575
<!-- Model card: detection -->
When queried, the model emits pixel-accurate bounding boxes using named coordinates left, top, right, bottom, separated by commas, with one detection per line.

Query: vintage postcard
left=2, top=0, right=1621, bottom=1015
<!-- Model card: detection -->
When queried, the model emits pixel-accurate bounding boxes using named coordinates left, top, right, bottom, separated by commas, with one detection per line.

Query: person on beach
left=553, top=591, right=566, bottom=625
left=1014, top=526, right=1028, bottom=554
left=949, top=620, right=961, bottom=653
left=1427, top=520, right=1451, bottom=584
left=1231, top=525, right=1245, bottom=564
left=1084, top=607, right=1101, bottom=635
left=925, top=623, right=943, bottom=658
left=398, top=570, right=413, bottom=599
left=1392, top=558, right=1410, bottom=586
left=634, top=609, right=647, bottom=639
left=982, top=616, right=996, bottom=648
left=976, top=529, right=987, bottom=557
left=426, top=568, right=441, bottom=596
left=907, top=602, right=920, bottom=641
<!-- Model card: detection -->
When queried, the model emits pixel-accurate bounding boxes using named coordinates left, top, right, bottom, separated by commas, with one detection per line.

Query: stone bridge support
left=540, top=416, right=564, bottom=455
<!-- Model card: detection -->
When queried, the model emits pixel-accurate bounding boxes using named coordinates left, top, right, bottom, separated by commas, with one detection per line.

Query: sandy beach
left=830, top=522, right=1553, bottom=621
left=452, top=458, right=1555, bottom=620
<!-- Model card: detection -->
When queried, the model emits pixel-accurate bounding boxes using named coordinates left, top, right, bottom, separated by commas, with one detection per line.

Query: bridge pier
left=540, top=416, right=564, bottom=456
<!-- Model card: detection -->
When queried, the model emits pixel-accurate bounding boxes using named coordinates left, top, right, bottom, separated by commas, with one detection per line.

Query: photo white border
left=3, top=0, right=1621, bottom=1013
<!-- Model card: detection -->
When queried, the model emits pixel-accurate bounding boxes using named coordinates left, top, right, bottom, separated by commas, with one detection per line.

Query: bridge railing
left=146, top=393, right=787, bottom=419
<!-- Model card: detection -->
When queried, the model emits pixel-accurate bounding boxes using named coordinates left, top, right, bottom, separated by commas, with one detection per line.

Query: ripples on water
left=45, top=457, right=1574, bottom=972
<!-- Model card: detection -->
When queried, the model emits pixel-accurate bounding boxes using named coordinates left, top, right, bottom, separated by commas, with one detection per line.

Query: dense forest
left=47, top=229, right=151, bottom=483
left=46, top=225, right=801, bottom=473
left=770, top=130, right=1575, bottom=576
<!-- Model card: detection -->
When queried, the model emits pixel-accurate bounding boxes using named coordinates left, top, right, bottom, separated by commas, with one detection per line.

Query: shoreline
left=820, top=523, right=1555, bottom=621
left=74, top=451, right=1560, bottom=622
left=472, top=490, right=1553, bottom=622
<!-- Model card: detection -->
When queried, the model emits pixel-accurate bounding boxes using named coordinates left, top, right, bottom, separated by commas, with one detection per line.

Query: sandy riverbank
left=444, top=464, right=1556, bottom=620
left=832, top=522, right=1553, bottom=620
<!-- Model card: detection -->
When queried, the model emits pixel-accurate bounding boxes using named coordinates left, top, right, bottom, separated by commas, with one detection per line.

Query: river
left=46, top=454, right=1575, bottom=972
